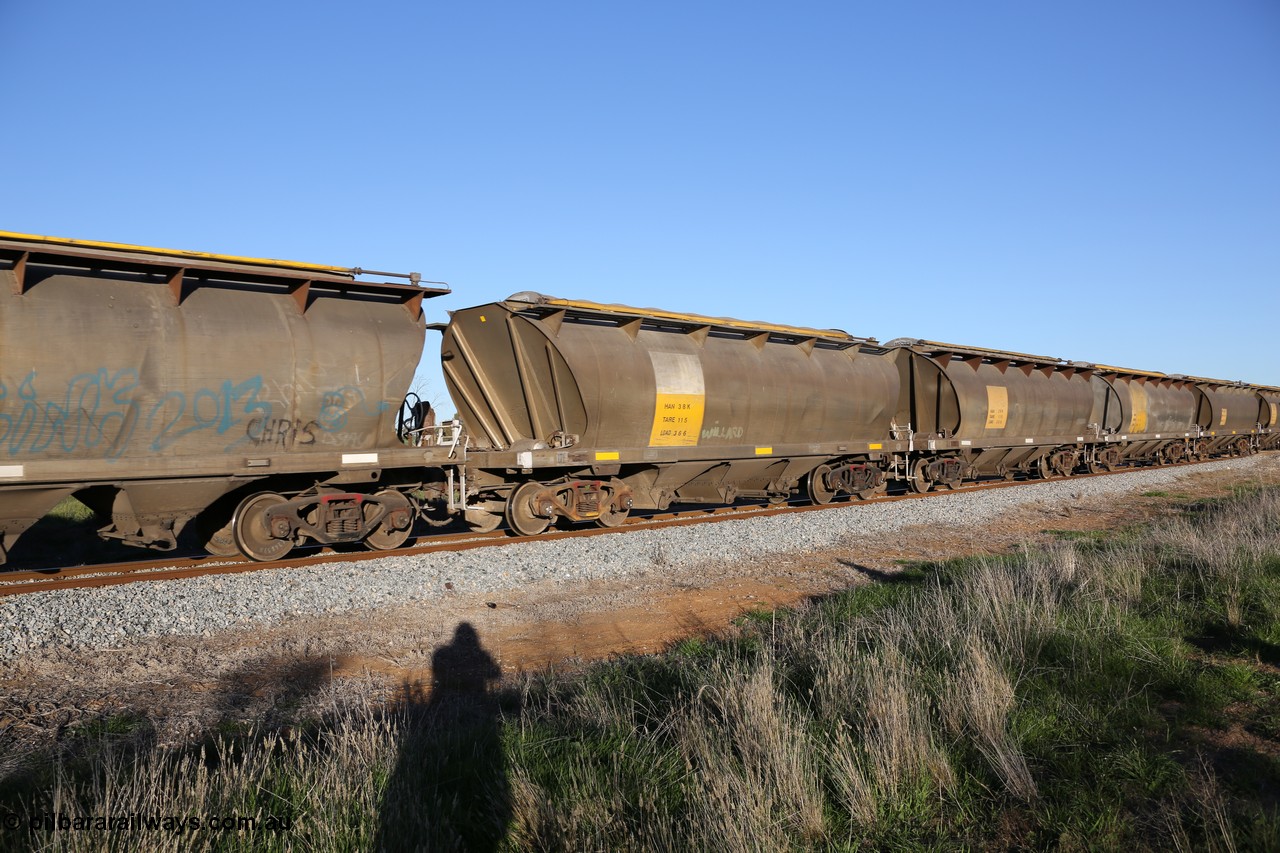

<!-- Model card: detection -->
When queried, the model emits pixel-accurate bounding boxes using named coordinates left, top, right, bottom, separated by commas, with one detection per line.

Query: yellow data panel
left=648, top=351, right=706, bottom=447
left=985, top=386, right=1009, bottom=430
left=1128, top=383, right=1149, bottom=433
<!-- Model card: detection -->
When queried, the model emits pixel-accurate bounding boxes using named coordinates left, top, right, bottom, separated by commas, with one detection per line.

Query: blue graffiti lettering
left=316, top=386, right=390, bottom=433
left=0, top=371, right=394, bottom=459
left=0, top=369, right=140, bottom=459
left=146, top=376, right=274, bottom=451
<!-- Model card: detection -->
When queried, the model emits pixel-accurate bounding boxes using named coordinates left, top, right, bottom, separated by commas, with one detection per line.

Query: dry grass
left=679, top=654, right=827, bottom=848
left=12, top=698, right=398, bottom=851
left=5, top=484, right=1280, bottom=850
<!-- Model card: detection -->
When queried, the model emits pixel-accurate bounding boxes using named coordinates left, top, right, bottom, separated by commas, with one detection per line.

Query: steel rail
left=0, top=454, right=1264, bottom=598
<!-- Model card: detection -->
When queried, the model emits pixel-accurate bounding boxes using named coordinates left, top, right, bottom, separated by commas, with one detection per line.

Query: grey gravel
left=1, top=455, right=1275, bottom=660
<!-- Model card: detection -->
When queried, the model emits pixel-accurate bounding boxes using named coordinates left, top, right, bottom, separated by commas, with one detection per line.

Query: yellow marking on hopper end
left=985, top=386, right=1009, bottom=429
left=648, top=392, right=705, bottom=447
left=595, top=451, right=620, bottom=461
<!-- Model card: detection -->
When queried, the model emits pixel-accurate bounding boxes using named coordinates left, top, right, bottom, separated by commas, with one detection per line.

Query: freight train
left=0, top=232, right=1275, bottom=563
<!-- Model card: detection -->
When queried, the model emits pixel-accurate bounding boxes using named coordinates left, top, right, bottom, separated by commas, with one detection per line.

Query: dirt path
left=0, top=464, right=1272, bottom=757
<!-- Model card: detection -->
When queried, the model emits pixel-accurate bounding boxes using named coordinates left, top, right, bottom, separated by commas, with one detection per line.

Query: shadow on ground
left=376, top=622, right=511, bottom=852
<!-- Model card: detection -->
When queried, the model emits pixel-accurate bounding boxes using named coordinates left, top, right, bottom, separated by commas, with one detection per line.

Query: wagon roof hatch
left=884, top=338, right=1077, bottom=376
left=0, top=231, right=450, bottom=296
left=1168, top=374, right=1254, bottom=389
left=502, top=292, right=874, bottom=348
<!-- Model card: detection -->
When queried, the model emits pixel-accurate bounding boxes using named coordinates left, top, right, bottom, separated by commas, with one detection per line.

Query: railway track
left=0, top=456, right=1254, bottom=598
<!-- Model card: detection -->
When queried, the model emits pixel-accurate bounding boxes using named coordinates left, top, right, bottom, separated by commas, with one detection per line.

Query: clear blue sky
left=5, top=1, right=1278, bottom=406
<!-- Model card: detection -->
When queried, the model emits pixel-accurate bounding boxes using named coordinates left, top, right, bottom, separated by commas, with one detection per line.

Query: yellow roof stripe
left=1092, top=364, right=1169, bottom=379
left=909, top=339, right=1061, bottom=363
left=0, top=230, right=353, bottom=276
left=540, top=296, right=855, bottom=341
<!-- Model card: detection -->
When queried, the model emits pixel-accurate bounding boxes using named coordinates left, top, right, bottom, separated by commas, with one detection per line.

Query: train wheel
left=506, top=481, right=552, bottom=536
left=597, top=483, right=632, bottom=528
left=808, top=465, right=835, bottom=505
left=464, top=509, right=503, bottom=534
left=364, top=490, right=413, bottom=551
left=232, top=492, right=294, bottom=562
left=1036, top=456, right=1053, bottom=480
left=1090, top=448, right=1119, bottom=472
left=907, top=459, right=933, bottom=494
left=857, top=482, right=888, bottom=500
left=596, top=503, right=630, bottom=528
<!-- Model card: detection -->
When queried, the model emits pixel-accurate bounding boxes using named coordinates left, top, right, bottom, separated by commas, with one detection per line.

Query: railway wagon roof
left=1167, top=373, right=1256, bottom=388
left=0, top=230, right=449, bottom=298
left=887, top=340, right=1245, bottom=387
left=499, top=291, right=874, bottom=346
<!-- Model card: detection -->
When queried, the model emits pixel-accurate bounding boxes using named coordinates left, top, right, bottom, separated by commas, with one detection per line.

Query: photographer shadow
left=375, top=622, right=511, bottom=852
